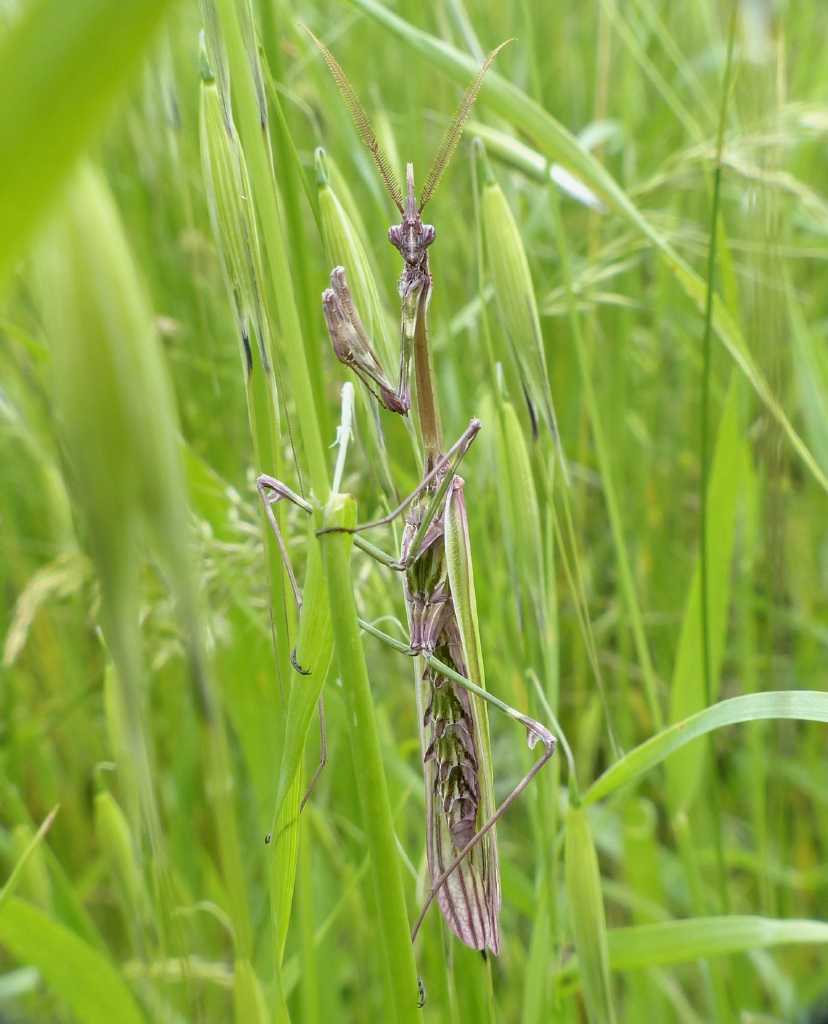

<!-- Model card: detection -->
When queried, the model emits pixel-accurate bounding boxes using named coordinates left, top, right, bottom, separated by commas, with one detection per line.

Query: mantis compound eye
left=422, top=224, right=436, bottom=247
left=388, top=224, right=402, bottom=249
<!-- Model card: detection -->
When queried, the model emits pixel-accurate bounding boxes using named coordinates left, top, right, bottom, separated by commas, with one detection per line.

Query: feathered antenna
left=418, top=39, right=513, bottom=213
left=303, top=25, right=405, bottom=213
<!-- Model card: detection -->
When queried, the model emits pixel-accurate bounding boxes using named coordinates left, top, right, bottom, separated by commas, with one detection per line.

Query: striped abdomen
left=421, top=614, right=500, bottom=953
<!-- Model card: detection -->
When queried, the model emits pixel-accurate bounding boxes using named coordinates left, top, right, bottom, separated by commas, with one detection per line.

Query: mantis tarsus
left=258, top=28, right=555, bottom=957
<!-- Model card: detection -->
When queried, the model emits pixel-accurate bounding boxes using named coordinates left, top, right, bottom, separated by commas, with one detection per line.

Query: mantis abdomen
left=423, top=624, right=501, bottom=953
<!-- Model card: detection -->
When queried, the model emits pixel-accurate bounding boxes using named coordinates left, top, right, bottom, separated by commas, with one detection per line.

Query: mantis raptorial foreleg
left=358, top=619, right=556, bottom=945
left=323, top=266, right=410, bottom=414
left=256, top=474, right=311, bottom=613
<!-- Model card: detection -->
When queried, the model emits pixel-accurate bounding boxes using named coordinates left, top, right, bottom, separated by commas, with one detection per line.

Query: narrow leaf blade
left=586, top=691, right=828, bottom=805
left=0, top=898, right=145, bottom=1024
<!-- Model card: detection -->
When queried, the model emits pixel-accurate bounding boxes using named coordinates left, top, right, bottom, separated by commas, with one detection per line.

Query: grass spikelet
left=492, top=394, right=545, bottom=625
left=199, top=37, right=286, bottom=551
left=94, top=791, right=146, bottom=926
left=477, top=142, right=559, bottom=444
left=199, top=53, right=261, bottom=353
left=33, top=166, right=153, bottom=603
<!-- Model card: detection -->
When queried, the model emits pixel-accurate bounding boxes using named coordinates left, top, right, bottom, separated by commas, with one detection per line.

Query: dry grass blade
left=418, top=38, right=512, bottom=212
left=302, top=24, right=404, bottom=212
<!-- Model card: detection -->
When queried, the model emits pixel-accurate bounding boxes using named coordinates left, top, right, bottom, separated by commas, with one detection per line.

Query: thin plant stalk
left=698, top=0, right=738, bottom=918
left=548, top=187, right=663, bottom=732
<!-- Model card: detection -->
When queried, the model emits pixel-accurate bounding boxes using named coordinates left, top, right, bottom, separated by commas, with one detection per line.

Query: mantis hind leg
left=357, top=618, right=556, bottom=945
left=300, top=698, right=328, bottom=813
left=256, top=476, right=329, bottom=826
left=265, top=696, right=327, bottom=844
left=414, top=647, right=555, bottom=944
left=256, top=473, right=311, bottom=612
left=410, top=708, right=555, bottom=946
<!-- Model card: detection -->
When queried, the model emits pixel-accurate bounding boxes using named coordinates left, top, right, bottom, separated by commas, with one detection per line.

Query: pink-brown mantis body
left=257, top=29, right=555, bottom=958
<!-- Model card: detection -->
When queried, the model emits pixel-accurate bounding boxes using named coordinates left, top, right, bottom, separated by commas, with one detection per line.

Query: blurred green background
left=2, top=1, right=828, bottom=1021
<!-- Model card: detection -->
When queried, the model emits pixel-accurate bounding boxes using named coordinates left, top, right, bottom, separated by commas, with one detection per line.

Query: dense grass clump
left=2, top=2, right=828, bottom=1021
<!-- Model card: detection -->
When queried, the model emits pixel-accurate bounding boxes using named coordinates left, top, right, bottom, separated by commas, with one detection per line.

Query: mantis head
left=304, top=26, right=510, bottom=267
left=388, top=163, right=436, bottom=271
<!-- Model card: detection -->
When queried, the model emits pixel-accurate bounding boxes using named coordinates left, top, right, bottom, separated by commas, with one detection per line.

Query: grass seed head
left=492, top=397, right=545, bottom=617
left=94, top=790, right=145, bottom=916
left=478, top=144, right=558, bottom=442
left=200, top=65, right=269, bottom=357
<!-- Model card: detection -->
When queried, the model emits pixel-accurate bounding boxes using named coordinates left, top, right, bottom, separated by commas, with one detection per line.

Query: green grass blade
left=0, top=807, right=58, bottom=909
left=269, top=524, right=333, bottom=964
left=234, top=958, right=271, bottom=1024
left=557, top=916, right=828, bottom=984
left=0, top=898, right=146, bottom=1024
left=273, top=533, right=333, bottom=817
left=212, top=0, right=333, bottom=995
left=666, top=375, right=747, bottom=811
left=564, top=806, right=617, bottom=1023
left=585, top=691, right=828, bottom=805
left=608, top=916, right=828, bottom=971
left=319, top=493, right=419, bottom=1022
left=0, top=0, right=178, bottom=285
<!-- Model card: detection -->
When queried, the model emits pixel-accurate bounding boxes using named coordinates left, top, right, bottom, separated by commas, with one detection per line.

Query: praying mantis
left=257, top=29, right=555, bottom=956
